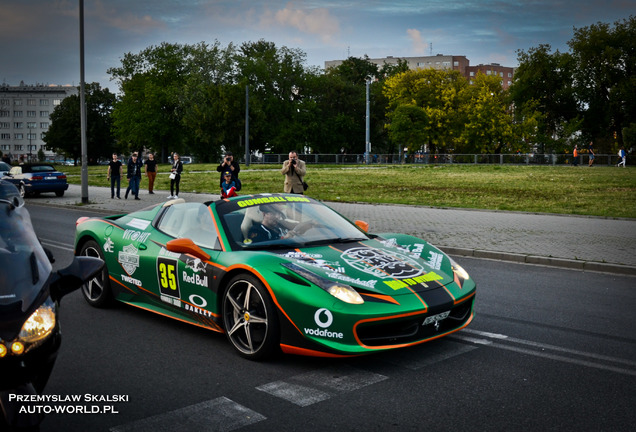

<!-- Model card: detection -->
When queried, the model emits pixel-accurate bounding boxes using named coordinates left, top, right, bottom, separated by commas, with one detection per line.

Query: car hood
left=269, top=235, right=455, bottom=296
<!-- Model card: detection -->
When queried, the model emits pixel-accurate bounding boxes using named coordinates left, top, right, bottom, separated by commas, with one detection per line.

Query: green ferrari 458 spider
left=74, top=193, right=476, bottom=360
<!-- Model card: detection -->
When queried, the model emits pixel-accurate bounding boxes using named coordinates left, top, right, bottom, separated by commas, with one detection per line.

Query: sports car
left=74, top=193, right=476, bottom=359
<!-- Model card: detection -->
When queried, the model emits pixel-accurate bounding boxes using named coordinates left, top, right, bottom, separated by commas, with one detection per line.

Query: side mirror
left=355, top=220, right=369, bottom=233
left=166, top=238, right=211, bottom=261
left=50, top=256, right=104, bottom=302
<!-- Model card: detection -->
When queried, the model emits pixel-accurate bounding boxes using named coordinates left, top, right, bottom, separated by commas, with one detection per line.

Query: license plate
left=45, top=176, right=57, bottom=180
left=423, top=311, right=450, bottom=326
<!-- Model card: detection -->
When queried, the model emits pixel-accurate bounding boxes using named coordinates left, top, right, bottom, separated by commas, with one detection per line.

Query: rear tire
left=79, top=240, right=113, bottom=307
left=55, top=190, right=64, bottom=197
left=222, top=274, right=279, bottom=360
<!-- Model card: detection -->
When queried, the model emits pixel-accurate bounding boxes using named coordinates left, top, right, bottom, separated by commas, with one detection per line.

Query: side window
left=157, top=203, right=219, bottom=249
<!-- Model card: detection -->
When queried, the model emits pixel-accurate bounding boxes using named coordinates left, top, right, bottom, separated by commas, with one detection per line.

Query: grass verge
left=61, top=163, right=636, bottom=218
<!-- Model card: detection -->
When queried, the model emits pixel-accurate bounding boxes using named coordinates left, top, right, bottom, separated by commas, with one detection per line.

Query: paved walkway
left=30, top=184, right=636, bottom=275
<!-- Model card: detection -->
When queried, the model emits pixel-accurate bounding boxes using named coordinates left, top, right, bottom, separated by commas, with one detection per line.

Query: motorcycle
left=0, top=180, right=103, bottom=430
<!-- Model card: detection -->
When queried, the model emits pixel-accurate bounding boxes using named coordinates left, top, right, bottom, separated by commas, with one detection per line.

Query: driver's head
left=260, top=205, right=284, bottom=227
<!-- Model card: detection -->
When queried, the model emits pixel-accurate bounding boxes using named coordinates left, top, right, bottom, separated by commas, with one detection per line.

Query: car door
left=153, top=203, right=221, bottom=328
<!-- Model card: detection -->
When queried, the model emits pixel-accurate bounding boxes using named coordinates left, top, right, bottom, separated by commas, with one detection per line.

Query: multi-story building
left=0, top=81, right=77, bottom=163
left=466, top=63, right=514, bottom=89
left=325, top=54, right=515, bottom=89
left=325, top=54, right=471, bottom=75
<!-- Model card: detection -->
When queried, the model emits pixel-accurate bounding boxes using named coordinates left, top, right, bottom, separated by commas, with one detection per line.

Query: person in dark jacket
left=169, top=153, right=183, bottom=199
left=125, top=152, right=143, bottom=200
left=216, top=151, right=240, bottom=189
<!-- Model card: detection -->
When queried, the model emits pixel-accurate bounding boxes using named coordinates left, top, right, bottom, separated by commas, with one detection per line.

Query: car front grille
left=356, top=297, right=474, bottom=347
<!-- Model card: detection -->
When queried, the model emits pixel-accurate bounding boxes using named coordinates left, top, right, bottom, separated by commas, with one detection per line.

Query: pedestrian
left=168, top=152, right=183, bottom=199
left=281, top=151, right=306, bottom=194
left=220, top=171, right=238, bottom=198
left=572, top=145, right=579, bottom=167
left=144, top=153, right=157, bottom=194
left=125, top=152, right=143, bottom=200
left=588, top=141, right=595, bottom=167
left=216, top=151, right=240, bottom=190
left=107, top=153, right=122, bottom=199
left=617, top=146, right=626, bottom=167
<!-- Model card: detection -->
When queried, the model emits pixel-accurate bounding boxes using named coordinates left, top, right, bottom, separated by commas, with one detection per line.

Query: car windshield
left=28, top=165, right=56, bottom=173
left=219, top=196, right=369, bottom=250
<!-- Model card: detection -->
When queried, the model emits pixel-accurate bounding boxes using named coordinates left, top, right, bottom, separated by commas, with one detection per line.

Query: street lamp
left=365, top=77, right=373, bottom=164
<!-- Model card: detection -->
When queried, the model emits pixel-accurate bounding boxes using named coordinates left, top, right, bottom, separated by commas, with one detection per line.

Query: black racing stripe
left=418, top=286, right=455, bottom=313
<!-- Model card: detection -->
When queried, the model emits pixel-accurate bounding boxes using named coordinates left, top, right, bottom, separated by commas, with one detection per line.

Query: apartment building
left=325, top=54, right=514, bottom=89
left=466, top=63, right=515, bottom=89
left=0, top=81, right=77, bottom=163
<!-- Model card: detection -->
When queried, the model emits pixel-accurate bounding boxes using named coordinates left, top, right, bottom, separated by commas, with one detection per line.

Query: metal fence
left=250, top=153, right=628, bottom=166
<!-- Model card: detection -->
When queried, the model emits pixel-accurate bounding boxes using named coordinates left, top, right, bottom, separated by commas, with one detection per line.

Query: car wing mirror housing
left=355, top=220, right=369, bottom=233
left=166, top=238, right=211, bottom=261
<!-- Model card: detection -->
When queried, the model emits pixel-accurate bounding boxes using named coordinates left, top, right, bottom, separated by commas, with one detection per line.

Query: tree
left=43, top=83, right=115, bottom=164
left=108, top=42, right=199, bottom=161
left=510, top=44, right=579, bottom=153
left=235, top=40, right=308, bottom=154
left=459, top=73, right=517, bottom=154
left=384, top=69, right=467, bottom=154
left=568, top=16, right=636, bottom=151
left=178, top=41, right=240, bottom=162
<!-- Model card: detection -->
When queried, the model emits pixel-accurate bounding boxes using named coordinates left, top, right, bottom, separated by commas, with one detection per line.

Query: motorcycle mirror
left=50, top=256, right=104, bottom=302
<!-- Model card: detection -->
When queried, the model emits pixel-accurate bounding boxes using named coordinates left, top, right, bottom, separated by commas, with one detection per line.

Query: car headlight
left=282, top=263, right=364, bottom=305
left=449, top=257, right=470, bottom=280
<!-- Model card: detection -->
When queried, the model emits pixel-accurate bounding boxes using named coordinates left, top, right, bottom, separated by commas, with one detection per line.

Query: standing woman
left=169, top=153, right=183, bottom=199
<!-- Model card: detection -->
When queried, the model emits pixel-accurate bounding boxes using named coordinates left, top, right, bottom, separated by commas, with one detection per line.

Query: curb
left=443, top=246, right=636, bottom=276
left=29, top=185, right=636, bottom=277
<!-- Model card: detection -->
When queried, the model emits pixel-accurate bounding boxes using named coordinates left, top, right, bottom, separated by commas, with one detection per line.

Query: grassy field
left=62, top=163, right=636, bottom=219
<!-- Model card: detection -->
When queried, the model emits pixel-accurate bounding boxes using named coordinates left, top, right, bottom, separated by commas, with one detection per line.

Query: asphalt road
left=26, top=204, right=636, bottom=432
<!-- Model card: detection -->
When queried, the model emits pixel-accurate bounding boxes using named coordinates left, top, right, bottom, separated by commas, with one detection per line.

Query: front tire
left=19, top=183, right=28, bottom=198
left=79, top=240, right=113, bottom=307
left=222, top=274, right=279, bottom=360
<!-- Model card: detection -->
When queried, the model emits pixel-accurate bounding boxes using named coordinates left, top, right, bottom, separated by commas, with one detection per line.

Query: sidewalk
left=31, top=184, right=636, bottom=276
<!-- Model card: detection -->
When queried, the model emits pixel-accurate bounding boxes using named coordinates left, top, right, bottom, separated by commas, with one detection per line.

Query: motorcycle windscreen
left=0, top=182, right=52, bottom=313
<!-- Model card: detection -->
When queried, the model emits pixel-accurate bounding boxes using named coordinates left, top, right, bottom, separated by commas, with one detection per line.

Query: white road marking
left=257, top=365, right=387, bottom=407
left=452, top=328, right=636, bottom=377
left=384, top=340, right=479, bottom=370
left=256, top=381, right=331, bottom=407
left=40, top=239, right=74, bottom=252
left=292, top=365, right=388, bottom=392
left=463, top=328, right=636, bottom=367
left=109, top=397, right=266, bottom=432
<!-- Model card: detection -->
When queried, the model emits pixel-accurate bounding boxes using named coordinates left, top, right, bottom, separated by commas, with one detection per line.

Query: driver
left=247, top=205, right=289, bottom=242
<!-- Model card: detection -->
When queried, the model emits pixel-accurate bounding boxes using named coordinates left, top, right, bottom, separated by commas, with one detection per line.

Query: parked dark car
left=3, top=163, right=69, bottom=197
left=0, top=161, right=10, bottom=177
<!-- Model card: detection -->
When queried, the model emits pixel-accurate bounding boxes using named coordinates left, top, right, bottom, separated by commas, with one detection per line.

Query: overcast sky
left=1, top=0, right=632, bottom=92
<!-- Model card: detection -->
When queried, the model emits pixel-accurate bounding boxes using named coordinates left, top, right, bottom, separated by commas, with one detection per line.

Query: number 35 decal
left=158, top=257, right=180, bottom=298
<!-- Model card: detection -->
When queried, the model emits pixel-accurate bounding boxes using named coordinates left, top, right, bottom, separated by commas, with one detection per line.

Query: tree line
left=43, top=16, right=635, bottom=164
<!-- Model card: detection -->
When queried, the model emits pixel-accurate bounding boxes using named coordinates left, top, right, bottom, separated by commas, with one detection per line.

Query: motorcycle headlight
left=449, top=257, right=470, bottom=280
left=282, top=263, right=364, bottom=305
left=17, top=300, right=56, bottom=350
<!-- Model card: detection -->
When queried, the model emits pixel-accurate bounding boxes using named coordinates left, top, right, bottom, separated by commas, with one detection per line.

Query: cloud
left=406, top=29, right=428, bottom=55
left=260, top=3, right=340, bottom=43
left=91, top=0, right=165, bottom=34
